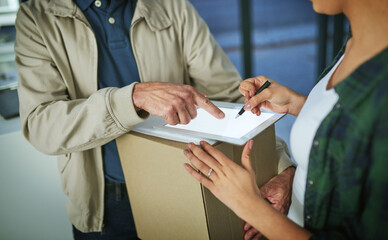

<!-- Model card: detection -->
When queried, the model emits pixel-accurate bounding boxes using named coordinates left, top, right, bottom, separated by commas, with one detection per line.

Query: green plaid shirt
left=305, top=39, right=388, bottom=239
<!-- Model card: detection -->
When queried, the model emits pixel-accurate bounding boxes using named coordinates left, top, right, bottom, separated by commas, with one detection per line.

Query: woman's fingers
left=244, top=89, right=271, bottom=112
left=188, top=142, right=224, bottom=170
left=199, top=141, right=239, bottom=169
left=184, top=149, right=218, bottom=180
left=239, top=79, right=256, bottom=99
left=252, top=106, right=262, bottom=116
left=240, top=76, right=282, bottom=115
left=183, top=163, right=214, bottom=190
left=241, top=76, right=270, bottom=96
left=241, top=140, right=254, bottom=174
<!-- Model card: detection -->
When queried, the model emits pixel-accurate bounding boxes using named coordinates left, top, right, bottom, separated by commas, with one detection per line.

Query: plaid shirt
left=304, top=38, right=388, bottom=239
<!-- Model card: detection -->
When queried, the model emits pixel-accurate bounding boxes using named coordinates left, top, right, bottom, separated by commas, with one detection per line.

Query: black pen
left=235, top=80, right=271, bottom=119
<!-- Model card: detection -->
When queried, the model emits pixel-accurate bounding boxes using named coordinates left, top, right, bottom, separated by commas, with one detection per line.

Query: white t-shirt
left=287, top=55, right=344, bottom=226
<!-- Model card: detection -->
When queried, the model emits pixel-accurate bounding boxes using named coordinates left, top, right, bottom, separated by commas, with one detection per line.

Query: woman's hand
left=239, top=75, right=307, bottom=116
left=183, top=141, right=312, bottom=240
left=183, top=140, right=261, bottom=219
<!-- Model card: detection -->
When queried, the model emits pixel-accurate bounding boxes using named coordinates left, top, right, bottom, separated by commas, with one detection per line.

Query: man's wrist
left=280, top=167, right=296, bottom=190
left=131, top=83, right=150, bottom=118
left=132, top=82, right=143, bottom=111
left=281, top=166, right=296, bottom=179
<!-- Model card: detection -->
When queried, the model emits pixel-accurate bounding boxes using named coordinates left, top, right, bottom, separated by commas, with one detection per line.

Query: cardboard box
left=116, top=125, right=278, bottom=240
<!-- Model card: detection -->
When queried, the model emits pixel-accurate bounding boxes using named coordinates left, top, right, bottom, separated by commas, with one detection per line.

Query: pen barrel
left=254, top=80, right=271, bottom=95
left=237, top=80, right=270, bottom=118
left=238, top=108, right=245, bottom=115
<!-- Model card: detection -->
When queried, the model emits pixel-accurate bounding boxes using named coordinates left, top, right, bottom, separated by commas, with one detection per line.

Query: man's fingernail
left=183, top=163, right=190, bottom=170
left=245, top=104, right=251, bottom=110
left=219, top=112, right=225, bottom=118
left=183, top=149, right=189, bottom=155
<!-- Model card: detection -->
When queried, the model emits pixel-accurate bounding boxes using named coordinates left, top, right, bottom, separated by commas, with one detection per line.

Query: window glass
left=191, top=0, right=318, bottom=148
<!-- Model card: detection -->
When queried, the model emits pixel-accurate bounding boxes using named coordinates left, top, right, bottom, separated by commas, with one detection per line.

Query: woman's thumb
left=241, top=140, right=254, bottom=172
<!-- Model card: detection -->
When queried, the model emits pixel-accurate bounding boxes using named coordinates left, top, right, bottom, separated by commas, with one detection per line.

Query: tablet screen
left=165, top=107, right=274, bottom=139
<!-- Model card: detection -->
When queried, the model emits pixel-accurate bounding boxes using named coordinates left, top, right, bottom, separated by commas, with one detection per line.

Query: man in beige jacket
left=15, top=0, right=295, bottom=239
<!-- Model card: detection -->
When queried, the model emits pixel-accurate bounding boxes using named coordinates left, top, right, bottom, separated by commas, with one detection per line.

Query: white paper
left=132, top=115, right=217, bottom=145
left=165, top=108, right=274, bottom=139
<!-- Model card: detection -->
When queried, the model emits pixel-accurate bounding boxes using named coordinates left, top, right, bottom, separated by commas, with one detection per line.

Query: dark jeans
left=73, top=178, right=139, bottom=240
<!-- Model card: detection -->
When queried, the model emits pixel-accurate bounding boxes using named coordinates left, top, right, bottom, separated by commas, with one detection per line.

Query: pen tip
left=235, top=114, right=240, bottom=119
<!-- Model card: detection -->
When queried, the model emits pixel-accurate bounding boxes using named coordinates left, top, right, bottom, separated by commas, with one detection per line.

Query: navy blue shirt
left=75, top=0, right=139, bottom=183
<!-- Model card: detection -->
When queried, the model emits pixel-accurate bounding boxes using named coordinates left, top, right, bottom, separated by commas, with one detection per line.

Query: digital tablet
left=155, top=101, right=285, bottom=145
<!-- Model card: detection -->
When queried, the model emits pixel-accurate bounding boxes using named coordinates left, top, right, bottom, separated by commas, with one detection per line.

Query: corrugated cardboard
left=116, top=125, right=278, bottom=240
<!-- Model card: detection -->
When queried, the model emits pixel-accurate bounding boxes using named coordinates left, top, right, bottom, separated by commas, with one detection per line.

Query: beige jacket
left=15, top=0, right=292, bottom=232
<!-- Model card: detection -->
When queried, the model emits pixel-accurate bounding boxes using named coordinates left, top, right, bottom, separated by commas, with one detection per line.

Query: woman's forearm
left=238, top=195, right=312, bottom=240
left=288, top=91, right=307, bottom=116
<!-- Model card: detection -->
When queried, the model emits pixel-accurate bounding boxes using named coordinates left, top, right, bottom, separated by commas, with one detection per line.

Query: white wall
left=0, top=130, right=73, bottom=240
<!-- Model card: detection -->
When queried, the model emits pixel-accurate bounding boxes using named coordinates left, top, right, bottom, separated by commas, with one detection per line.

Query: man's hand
left=132, top=82, right=225, bottom=125
left=243, top=166, right=296, bottom=240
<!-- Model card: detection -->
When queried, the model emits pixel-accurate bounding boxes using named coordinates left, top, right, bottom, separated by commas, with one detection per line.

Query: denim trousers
left=73, top=178, right=139, bottom=240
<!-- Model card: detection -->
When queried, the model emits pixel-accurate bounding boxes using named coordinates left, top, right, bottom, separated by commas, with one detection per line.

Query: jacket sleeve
left=14, top=5, right=146, bottom=155
left=181, top=1, right=294, bottom=173
left=181, top=0, right=244, bottom=103
left=275, top=137, right=295, bottom=173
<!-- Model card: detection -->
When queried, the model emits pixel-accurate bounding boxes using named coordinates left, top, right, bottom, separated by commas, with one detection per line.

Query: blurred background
left=190, top=0, right=348, bottom=148
left=0, top=0, right=348, bottom=239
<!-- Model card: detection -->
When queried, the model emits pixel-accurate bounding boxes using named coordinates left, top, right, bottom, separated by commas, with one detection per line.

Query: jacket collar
left=46, top=0, right=78, bottom=18
left=45, top=0, right=171, bottom=31
left=134, top=0, right=171, bottom=31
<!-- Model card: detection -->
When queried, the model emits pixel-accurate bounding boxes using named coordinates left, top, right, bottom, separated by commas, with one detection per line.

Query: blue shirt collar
left=74, top=0, right=95, bottom=11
